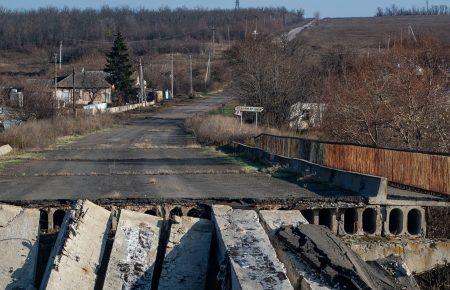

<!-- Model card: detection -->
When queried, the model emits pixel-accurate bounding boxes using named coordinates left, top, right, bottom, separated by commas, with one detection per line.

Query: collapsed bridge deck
left=1, top=200, right=449, bottom=289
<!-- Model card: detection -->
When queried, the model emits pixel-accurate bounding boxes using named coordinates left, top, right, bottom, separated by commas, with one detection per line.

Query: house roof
left=57, top=71, right=111, bottom=89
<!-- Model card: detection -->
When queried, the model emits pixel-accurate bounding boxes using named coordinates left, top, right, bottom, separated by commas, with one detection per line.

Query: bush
left=185, top=115, right=262, bottom=146
left=0, top=113, right=115, bottom=149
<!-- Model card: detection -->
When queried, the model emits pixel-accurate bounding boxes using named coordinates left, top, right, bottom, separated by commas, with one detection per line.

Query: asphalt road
left=0, top=92, right=344, bottom=201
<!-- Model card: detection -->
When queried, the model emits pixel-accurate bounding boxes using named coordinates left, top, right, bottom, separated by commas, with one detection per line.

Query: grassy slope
left=299, top=15, right=450, bottom=51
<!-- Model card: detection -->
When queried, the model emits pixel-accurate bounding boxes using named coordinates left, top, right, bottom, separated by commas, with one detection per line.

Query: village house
left=56, top=70, right=112, bottom=105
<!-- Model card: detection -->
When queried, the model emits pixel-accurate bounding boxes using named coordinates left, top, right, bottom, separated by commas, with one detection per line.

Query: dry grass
left=186, top=115, right=265, bottom=146
left=0, top=113, right=115, bottom=150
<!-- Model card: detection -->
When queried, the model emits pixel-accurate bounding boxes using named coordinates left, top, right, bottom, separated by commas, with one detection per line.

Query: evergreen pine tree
left=104, top=32, right=134, bottom=103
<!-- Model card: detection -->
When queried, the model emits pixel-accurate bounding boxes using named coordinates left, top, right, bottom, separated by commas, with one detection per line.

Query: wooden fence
left=254, top=134, right=450, bottom=195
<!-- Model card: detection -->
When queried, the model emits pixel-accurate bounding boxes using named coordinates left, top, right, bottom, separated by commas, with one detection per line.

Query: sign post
left=235, top=106, right=264, bottom=128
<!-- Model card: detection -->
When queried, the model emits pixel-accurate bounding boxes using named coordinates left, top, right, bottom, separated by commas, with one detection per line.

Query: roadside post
left=235, top=106, right=264, bottom=128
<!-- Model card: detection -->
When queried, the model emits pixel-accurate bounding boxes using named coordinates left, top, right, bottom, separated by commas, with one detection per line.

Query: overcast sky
left=0, top=0, right=441, bottom=18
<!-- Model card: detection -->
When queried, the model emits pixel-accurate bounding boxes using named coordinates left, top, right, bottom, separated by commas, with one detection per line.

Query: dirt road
left=0, top=92, right=343, bottom=201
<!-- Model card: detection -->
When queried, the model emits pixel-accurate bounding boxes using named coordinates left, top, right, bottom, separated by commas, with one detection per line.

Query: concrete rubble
left=350, top=239, right=450, bottom=274
left=259, top=210, right=332, bottom=290
left=212, top=205, right=293, bottom=290
left=158, top=216, right=212, bottom=290
left=0, top=204, right=40, bottom=289
left=277, top=224, right=402, bottom=290
left=103, top=209, right=163, bottom=290
left=369, top=256, right=420, bottom=290
left=40, top=200, right=111, bottom=290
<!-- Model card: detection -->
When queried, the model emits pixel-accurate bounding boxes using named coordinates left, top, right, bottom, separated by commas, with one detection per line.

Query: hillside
left=297, top=15, right=450, bottom=51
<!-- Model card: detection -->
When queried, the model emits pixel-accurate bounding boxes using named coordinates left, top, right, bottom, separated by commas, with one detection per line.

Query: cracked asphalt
left=0, top=92, right=346, bottom=201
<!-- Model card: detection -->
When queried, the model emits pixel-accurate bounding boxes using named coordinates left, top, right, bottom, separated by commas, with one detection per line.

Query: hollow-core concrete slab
left=40, top=200, right=111, bottom=290
left=158, top=216, right=212, bottom=290
left=103, top=209, right=163, bottom=290
left=0, top=204, right=40, bottom=289
left=212, top=205, right=293, bottom=290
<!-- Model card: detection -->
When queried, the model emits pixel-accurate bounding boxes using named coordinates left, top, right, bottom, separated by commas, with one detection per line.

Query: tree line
left=375, top=4, right=450, bottom=17
left=0, top=6, right=304, bottom=52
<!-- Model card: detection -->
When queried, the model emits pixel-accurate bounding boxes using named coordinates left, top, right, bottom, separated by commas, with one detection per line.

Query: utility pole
left=400, top=28, right=403, bottom=47
left=171, top=53, right=174, bottom=98
left=245, top=19, right=248, bottom=38
left=59, top=41, right=62, bottom=70
left=139, top=57, right=145, bottom=103
left=253, top=17, right=259, bottom=40
left=54, top=54, right=58, bottom=108
left=204, top=52, right=211, bottom=88
left=227, top=26, right=231, bottom=48
left=189, top=55, right=193, bottom=95
left=211, top=27, right=216, bottom=56
left=235, top=0, right=239, bottom=10
left=409, top=25, right=417, bottom=42
left=387, top=35, right=391, bottom=50
left=72, top=67, right=76, bottom=117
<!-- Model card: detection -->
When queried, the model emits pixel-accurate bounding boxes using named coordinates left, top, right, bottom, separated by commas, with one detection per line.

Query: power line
left=235, top=0, right=240, bottom=10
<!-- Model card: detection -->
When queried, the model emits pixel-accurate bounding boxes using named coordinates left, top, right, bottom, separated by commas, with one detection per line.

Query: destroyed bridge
left=0, top=93, right=449, bottom=289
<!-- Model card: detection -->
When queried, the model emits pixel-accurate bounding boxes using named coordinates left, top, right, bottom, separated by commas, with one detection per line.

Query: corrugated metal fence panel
left=253, top=134, right=449, bottom=194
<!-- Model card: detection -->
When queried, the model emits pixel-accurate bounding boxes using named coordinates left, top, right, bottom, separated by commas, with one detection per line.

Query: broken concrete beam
left=40, top=200, right=111, bottom=290
left=259, top=210, right=331, bottom=290
left=277, top=224, right=400, bottom=290
left=158, top=216, right=212, bottom=290
left=212, top=205, right=293, bottom=290
left=103, top=209, right=163, bottom=290
left=0, top=204, right=40, bottom=289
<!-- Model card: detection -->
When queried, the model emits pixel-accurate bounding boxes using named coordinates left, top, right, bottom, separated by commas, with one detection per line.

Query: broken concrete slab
left=212, top=205, right=293, bottom=290
left=158, top=216, right=212, bottom=290
left=0, top=204, right=40, bottom=289
left=369, top=256, right=420, bottom=290
left=350, top=239, right=450, bottom=274
left=40, top=200, right=111, bottom=290
left=103, top=209, right=163, bottom=290
left=0, top=144, right=12, bottom=156
left=277, top=224, right=399, bottom=290
left=259, top=210, right=331, bottom=290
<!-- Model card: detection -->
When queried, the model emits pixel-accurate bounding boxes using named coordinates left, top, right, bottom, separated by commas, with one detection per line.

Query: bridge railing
left=254, top=134, right=450, bottom=195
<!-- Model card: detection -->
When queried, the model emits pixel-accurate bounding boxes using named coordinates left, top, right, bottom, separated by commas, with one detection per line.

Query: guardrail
left=254, top=134, right=450, bottom=195
left=231, top=142, right=387, bottom=202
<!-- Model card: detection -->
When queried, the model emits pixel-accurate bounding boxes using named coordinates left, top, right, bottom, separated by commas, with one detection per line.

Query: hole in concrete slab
left=319, top=209, right=333, bottom=230
left=187, top=208, right=201, bottom=218
left=407, top=208, right=422, bottom=235
left=362, top=208, right=377, bottom=234
left=301, top=210, right=314, bottom=224
left=344, top=208, right=358, bottom=234
left=389, top=208, right=404, bottom=235
left=169, top=207, right=183, bottom=219
left=39, top=210, right=48, bottom=232
left=145, top=209, right=158, bottom=216
left=53, top=209, right=66, bottom=230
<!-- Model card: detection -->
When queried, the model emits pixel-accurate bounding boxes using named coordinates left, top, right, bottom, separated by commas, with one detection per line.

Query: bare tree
left=320, top=35, right=450, bottom=152
left=229, top=35, right=314, bottom=126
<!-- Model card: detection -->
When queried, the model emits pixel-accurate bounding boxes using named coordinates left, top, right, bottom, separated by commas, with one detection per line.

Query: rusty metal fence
left=254, top=134, right=450, bottom=195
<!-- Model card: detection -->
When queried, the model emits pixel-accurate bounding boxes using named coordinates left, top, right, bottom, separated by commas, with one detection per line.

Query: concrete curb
left=231, top=142, right=387, bottom=203
left=0, top=144, right=12, bottom=156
